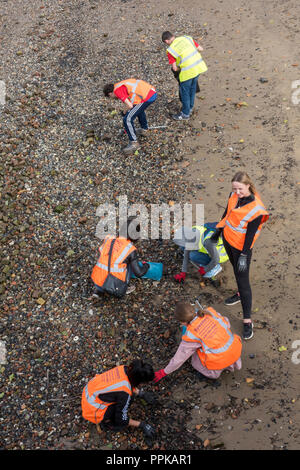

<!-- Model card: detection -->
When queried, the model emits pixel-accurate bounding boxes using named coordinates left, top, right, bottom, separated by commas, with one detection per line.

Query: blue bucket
left=132, top=262, right=163, bottom=281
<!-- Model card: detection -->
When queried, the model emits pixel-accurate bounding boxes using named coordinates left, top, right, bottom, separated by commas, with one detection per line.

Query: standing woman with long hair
left=212, top=172, right=269, bottom=340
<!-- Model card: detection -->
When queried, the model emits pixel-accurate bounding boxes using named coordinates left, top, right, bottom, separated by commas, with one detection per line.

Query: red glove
left=174, top=272, right=186, bottom=283
left=153, top=369, right=167, bottom=383
left=198, top=266, right=206, bottom=276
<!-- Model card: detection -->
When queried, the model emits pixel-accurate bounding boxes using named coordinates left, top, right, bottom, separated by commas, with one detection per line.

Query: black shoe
left=195, top=371, right=209, bottom=381
left=224, top=293, right=241, bottom=306
left=92, top=288, right=101, bottom=299
left=243, top=322, right=253, bottom=340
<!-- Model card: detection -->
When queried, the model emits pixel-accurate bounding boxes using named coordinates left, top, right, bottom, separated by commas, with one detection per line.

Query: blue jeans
left=189, top=250, right=211, bottom=266
left=123, top=93, right=157, bottom=141
left=179, top=76, right=199, bottom=116
left=180, top=247, right=211, bottom=267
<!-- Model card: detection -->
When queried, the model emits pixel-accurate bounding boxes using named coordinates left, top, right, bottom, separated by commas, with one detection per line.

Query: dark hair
left=127, top=359, right=154, bottom=387
left=162, top=31, right=174, bottom=42
left=120, top=216, right=141, bottom=241
left=103, top=83, right=114, bottom=97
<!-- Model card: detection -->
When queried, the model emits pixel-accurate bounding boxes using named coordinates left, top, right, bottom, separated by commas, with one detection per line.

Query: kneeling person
left=173, top=223, right=228, bottom=283
left=154, top=302, right=242, bottom=383
left=82, top=359, right=156, bottom=438
left=91, top=217, right=149, bottom=297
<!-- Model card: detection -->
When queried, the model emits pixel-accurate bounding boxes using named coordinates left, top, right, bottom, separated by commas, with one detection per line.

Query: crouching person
left=91, top=216, right=149, bottom=297
left=154, top=302, right=242, bottom=383
left=82, top=359, right=156, bottom=438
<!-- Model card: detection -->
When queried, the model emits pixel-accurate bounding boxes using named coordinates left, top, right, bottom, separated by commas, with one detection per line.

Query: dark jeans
left=123, top=93, right=157, bottom=141
left=179, top=75, right=199, bottom=116
left=222, top=236, right=252, bottom=320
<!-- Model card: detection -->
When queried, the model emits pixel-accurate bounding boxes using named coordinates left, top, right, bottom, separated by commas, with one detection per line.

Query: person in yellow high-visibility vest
left=173, top=223, right=229, bottom=283
left=162, top=31, right=207, bottom=120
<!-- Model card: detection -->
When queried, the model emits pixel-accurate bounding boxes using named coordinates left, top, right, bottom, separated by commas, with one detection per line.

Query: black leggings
left=222, top=236, right=252, bottom=320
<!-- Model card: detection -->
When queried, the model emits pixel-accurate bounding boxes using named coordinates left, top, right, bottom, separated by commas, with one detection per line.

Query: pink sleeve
left=164, top=340, right=199, bottom=375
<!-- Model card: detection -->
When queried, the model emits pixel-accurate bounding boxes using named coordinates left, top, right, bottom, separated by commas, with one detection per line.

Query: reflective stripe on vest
left=114, top=79, right=154, bottom=105
left=167, top=36, right=207, bottom=81
left=225, top=204, right=266, bottom=233
left=114, top=79, right=141, bottom=104
left=184, top=312, right=234, bottom=356
left=217, top=192, right=269, bottom=250
left=84, top=379, right=131, bottom=409
left=96, top=239, right=133, bottom=273
left=182, top=307, right=242, bottom=370
left=82, top=366, right=133, bottom=424
left=178, top=36, right=203, bottom=71
left=193, top=225, right=228, bottom=263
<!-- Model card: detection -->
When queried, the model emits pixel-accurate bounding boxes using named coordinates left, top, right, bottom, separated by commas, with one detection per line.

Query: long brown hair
left=175, top=302, right=212, bottom=323
left=231, top=171, right=256, bottom=194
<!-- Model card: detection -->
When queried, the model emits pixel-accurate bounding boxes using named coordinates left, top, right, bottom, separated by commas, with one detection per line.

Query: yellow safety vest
left=167, top=36, right=208, bottom=82
left=193, top=226, right=228, bottom=263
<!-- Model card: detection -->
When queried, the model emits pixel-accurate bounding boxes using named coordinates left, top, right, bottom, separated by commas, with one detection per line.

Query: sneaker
left=123, top=141, right=140, bottom=155
left=243, top=322, right=254, bottom=340
left=125, top=285, right=136, bottom=295
left=224, top=293, right=241, bottom=306
left=172, top=112, right=189, bottom=121
left=136, top=128, right=148, bottom=137
left=203, top=264, right=222, bottom=278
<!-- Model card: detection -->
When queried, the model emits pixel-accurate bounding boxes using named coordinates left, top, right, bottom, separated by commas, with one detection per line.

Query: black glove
left=210, top=228, right=221, bottom=243
left=237, top=253, right=248, bottom=272
left=139, top=389, right=157, bottom=405
left=142, top=262, right=150, bottom=273
left=172, top=69, right=180, bottom=81
left=139, top=421, right=156, bottom=438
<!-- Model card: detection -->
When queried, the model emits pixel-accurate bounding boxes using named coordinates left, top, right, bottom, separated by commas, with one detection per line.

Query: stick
left=196, top=299, right=205, bottom=311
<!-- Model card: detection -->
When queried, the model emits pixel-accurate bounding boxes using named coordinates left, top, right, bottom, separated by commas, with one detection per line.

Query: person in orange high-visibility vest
left=103, top=79, right=157, bottom=155
left=91, top=216, right=149, bottom=298
left=211, top=172, right=269, bottom=340
left=153, top=302, right=242, bottom=384
left=82, top=360, right=156, bottom=438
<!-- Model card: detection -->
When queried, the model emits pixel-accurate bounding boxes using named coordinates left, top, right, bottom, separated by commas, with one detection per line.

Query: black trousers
left=222, top=236, right=252, bottom=320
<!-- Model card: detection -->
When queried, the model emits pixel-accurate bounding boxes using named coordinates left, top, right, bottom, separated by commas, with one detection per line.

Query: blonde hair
left=175, top=302, right=212, bottom=323
left=231, top=171, right=256, bottom=194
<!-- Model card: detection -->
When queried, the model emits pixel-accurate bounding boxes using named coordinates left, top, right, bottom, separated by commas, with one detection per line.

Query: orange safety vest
left=182, top=307, right=242, bottom=370
left=91, top=236, right=136, bottom=287
left=81, top=365, right=133, bottom=424
left=114, top=79, right=155, bottom=105
left=216, top=192, right=269, bottom=251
